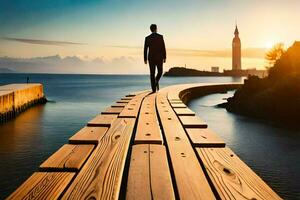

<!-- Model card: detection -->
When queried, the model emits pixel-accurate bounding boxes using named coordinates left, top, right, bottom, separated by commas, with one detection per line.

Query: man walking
left=144, top=24, right=166, bottom=92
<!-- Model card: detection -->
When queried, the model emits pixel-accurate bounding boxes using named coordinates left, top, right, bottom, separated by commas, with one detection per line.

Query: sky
left=0, top=0, right=299, bottom=74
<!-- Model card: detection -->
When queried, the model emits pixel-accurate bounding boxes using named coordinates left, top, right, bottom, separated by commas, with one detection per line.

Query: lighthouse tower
left=232, top=25, right=241, bottom=70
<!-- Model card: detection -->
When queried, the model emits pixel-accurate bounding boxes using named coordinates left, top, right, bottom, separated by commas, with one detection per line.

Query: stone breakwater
left=0, top=84, right=46, bottom=123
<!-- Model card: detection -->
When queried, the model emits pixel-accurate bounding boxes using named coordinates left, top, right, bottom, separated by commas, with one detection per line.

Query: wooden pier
left=7, top=83, right=282, bottom=200
left=0, top=83, right=46, bottom=122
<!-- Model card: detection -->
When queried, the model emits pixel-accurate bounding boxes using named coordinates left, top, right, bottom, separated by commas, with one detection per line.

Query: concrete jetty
left=0, top=83, right=46, bottom=122
left=7, top=83, right=282, bottom=200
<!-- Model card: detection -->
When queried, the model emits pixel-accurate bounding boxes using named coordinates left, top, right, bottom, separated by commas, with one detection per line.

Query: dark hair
left=150, top=24, right=157, bottom=32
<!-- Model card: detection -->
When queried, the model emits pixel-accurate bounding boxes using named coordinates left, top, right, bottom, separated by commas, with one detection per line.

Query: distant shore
left=164, top=67, right=267, bottom=77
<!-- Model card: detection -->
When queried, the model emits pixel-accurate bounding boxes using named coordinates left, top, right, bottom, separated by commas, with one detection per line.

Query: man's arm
left=144, top=37, right=148, bottom=64
left=162, top=36, right=166, bottom=62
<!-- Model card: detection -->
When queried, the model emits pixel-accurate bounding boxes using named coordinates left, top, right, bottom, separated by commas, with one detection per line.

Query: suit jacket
left=144, top=33, right=166, bottom=62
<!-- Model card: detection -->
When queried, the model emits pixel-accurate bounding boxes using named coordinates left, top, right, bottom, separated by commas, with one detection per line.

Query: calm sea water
left=0, top=74, right=298, bottom=199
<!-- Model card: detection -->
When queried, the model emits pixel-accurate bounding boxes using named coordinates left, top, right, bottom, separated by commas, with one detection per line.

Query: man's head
left=150, top=24, right=157, bottom=33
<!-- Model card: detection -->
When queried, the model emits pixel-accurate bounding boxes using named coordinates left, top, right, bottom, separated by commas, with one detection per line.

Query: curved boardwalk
left=7, top=83, right=282, bottom=200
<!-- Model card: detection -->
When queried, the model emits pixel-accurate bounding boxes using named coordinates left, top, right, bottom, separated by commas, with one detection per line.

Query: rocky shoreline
left=222, top=41, right=300, bottom=129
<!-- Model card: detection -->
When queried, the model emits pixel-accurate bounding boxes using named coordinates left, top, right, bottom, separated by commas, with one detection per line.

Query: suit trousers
left=149, top=60, right=163, bottom=92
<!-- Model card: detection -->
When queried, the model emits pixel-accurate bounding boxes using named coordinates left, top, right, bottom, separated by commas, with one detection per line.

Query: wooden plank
left=119, top=92, right=150, bottom=118
left=40, top=144, right=94, bottom=171
left=121, top=97, right=133, bottom=100
left=127, top=145, right=151, bottom=199
left=156, top=92, right=215, bottom=200
left=196, top=147, right=282, bottom=200
left=179, top=116, right=208, bottom=128
left=126, top=144, right=175, bottom=200
left=117, top=99, right=130, bottom=103
left=167, top=86, right=186, bottom=101
left=111, top=102, right=127, bottom=108
left=169, top=100, right=183, bottom=104
left=135, top=93, right=162, bottom=144
left=62, top=118, right=136, bottom=200
left=171, top=102, right=187, bottom=108
left=101, top=107, right=123, bottom=115
left=7, top=172, right=75, bottom=200
left=150, top=145, right=176, bottom=200
left=87, top=114, right=117, bottom=127
left=174, top=107, right=195, bottom=116
left=169, top=99, right=182, bottom=102
left=69, top=126, right=108, bottom=144
left=186, top=128, right=225, bottom=147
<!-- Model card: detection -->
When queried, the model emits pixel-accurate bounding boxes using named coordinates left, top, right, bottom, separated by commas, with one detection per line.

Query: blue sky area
left=0, top=0, right=299, bottom=73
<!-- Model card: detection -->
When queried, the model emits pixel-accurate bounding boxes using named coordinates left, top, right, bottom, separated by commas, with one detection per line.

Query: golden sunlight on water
left=0, top=105, right=45, bottom=153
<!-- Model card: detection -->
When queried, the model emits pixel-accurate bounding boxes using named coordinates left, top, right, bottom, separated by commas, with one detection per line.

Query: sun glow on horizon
left=265, top=40, right=278, bottom=49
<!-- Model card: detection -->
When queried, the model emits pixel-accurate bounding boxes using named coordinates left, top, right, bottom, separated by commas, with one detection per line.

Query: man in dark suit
left=144, top=24, right=166, bottom=92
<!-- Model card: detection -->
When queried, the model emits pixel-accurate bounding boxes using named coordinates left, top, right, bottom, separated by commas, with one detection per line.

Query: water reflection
left=0, top=105, right=45, bottom=153
left=0, top=105, right=46, bottom=198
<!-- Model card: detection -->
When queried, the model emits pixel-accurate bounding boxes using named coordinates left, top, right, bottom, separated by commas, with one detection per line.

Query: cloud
left=106, top=45, right=267, bottom=58
left=111, top=56, right=137, bottom=63
left=0, top=55, right=140, bottom=74
left=0, top=68, right=15, bottom=73
left=105, top=45, right=140, bottom=49
left=1, top=37, right=86, bottom=46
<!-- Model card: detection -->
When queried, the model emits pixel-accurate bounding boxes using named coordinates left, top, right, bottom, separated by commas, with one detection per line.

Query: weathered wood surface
left=101, top=107, right=123, bottom=114
left=7, top=172, right=75, bottom=200
left=119, top=92, right=150, bottom=118
left=167, top=84, right=190, bottom=101
left=126, top=144, right=175, bottom=200
left=87, top=114, right=118, bottom=127
left=40, top=144, right=94, bottom=171
left=126, top=94, right=136, bottom=97
left=117, top=99, right=131, bottom=103
left=62, top=118, right=135, bottom=200
left=186, top=128, right=225, bottom=147
left=169, top=100, right=183, bottom=104
left=69, top=126, right=108, bottom=144
left=121, top=97, right=133, bottom=100
left=156, top=91, right=215, bottom=200
left=196, top=147, right=282, bottom=200
left=135, top=93, right=162, bottom=144
left=174, top=107, right=195, bottom=116
left=111, top=102, right=127, bottom=107
left=171, top=102, right=187, bottom=108
left=179, top=115, right=208, bottom=128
